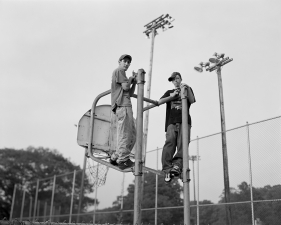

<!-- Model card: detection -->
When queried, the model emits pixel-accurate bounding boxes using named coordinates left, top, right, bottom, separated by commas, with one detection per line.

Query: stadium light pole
left=142, top=14, right=175, bottom=161
left=194, top=53, right=233, bottom=225
left=141, top=15, right=174, bottom=224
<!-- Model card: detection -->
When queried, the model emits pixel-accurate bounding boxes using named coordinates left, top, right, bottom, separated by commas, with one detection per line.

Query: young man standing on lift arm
left=110, top=54, right=145, bottom=170
left=158, top=72, right=196, bottom=182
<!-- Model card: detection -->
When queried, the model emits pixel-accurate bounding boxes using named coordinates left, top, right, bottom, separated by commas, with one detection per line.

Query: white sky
left=1, top=0, right=280, bottom=209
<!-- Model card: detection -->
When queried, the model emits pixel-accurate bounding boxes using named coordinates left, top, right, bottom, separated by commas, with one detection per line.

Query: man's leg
left=173, top=124, right=191, bottom=169
left=116, top=107, right=132, bottom=163
left=110, top=111, right=118, bottom=164
left=162, top=124, right=177, bottom=173
left=126, top=107, right=136, bottom=154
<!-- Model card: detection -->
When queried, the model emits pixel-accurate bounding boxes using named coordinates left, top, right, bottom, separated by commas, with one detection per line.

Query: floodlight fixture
left=203, top=62, right=210, bottom=70
left=209, top=52, right=225, bottom=63
left=194, top=62, right=210, bottom=72
left=194, top=62, right=204, bottom=72
left=168, top=23, right=174, bottom=29
left=143, top=13, right=175, bottom=37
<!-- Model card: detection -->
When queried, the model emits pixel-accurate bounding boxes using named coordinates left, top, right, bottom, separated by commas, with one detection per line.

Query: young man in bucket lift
left=158, top=72, right=196, bottom=182
left=110, top=54, right=145, bottom=170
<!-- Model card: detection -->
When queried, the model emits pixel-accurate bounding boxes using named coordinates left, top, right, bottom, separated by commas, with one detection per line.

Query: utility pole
left=142, top=14, right=175, bottom=161
left=194, top=53, right=233, bottom=225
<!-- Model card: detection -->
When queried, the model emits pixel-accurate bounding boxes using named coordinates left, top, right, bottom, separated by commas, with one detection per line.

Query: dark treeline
left=93, top=172, right=281, bottom=225
left=0, top=147, right=96, bottom=219
left=1, top=147, right=280, bottom=224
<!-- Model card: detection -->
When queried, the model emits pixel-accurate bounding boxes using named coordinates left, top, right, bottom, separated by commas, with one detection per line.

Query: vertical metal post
left=58, top=206, right=61, bottom=221
left=43, top=202, right=47, bottom=221
left=33, top=179, right=39, bottom=221
left=143, top=26, right=156, bottom=160
left=53, top=205, right=56, bottom=220
left=141, top=28, right=156, bottom=223
left=69, top=170, right=76, bottom=223
left=133, top=70, right=145, bottom=225
left=93, top=164, right=99, bottom=225
left=246, top=122, right=255, bottom=225
left=10, top=184, right=17, bottom=221
left=155, top=147, right=159, bottom=225
left=216, top=67, right=232, bottom=225
left=20, top=188, right=26, bottom=221
left=77, top=148, right=87, bottom=222
left=196, top=137, right=200, bottom=225
left=50, top=175, right=56, bottom=221
left=181, top=86, right=191, bottom=225
left=190, top=157, right=196, bottom=202
left=29, top=197, right=33, bottom=221
left=121, top=173, right=125, bottom=210
left=37, top=200, right=40, bottom=218
left=120, top=172, right=125, bottom=223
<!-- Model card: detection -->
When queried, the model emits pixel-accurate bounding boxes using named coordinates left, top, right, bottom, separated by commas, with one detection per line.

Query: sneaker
left=109, top=153, right=118, bottom=166
left=164, top=172, right=172, bottom=183
left=109, top=158, right=118, bottom=166
left=170, top=165, right=181, bottom=177
left=118, top=159, right=135, bottom=170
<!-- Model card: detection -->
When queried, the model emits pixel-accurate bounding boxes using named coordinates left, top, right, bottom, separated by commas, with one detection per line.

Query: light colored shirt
left=111, top=67, right=132, bottom=112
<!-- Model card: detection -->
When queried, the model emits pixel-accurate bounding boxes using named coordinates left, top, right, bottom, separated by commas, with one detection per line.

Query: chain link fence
left=6, top=116, right=281, bottom=225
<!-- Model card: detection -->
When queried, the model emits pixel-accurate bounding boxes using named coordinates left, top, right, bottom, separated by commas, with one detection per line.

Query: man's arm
left=127, top=69, right=145, bottom=96
left=158, top=89, right=179, bottom=105
left=121, top=76, right=135, bottom=91
left=180, top=83, right=196, bottom=104
left=129, top=71, right=137, bottom=96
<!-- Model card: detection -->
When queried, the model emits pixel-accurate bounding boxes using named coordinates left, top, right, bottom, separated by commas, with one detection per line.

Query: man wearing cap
left=158, top=72, right=196, bottom=182
left=110, top=54, right=137, bottom=170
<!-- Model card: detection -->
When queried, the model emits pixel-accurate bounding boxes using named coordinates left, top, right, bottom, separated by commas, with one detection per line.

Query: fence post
left=58, top=206, right=61, bottom=221
left=10, top=184, right=17, bottom=221
left=120, top=172, right=125, bottom=223
left=246, top=122, right=255, bottom=225
left=20, top=188, right=26, bottom=221
left=196, top=136, right=200, bottom=225
left=43, top=202, right=47, bottom=221
left=93, top=163, right=99, bottom=225
left=155, top=147, right=159, bottom=225
left=69, top=170, right=76, bottom=223
left=77, top=148, right=87, bottom=223
left=37, top=200, right=40, bottom=218
left=33, top=179, right=39, bottom=221
left=50, top=175, right=56, bottom=221
left=53, top=205, right=56, bottom=221
left=29, top=196, right=33, bottom=220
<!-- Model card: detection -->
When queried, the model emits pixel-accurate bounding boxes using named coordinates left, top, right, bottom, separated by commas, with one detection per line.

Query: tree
left=0, top=147, right=97, bottom=220
left=215, top=182, right=281, bottom=225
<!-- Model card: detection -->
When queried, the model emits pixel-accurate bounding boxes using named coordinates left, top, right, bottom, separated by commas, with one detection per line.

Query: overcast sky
left=1, top=0, right=280, bottom=209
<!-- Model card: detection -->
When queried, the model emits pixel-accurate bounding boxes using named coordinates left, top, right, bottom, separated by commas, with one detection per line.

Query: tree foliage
left=2, top=147, right=279, bottom=225
left=94, top=177, right=280, bottom=225
left=0, top=147, right=96, bottom=219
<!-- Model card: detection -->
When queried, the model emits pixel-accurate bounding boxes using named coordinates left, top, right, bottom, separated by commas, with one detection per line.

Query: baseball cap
left=119, top=54, right=132, bottom=62
left=168, top=72, right=182, bottom=82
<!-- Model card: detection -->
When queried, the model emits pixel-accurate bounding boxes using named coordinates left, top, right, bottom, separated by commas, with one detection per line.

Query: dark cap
left=119, top=54, right=132, bottom=62
left=168, top=72, right=182, bottom=82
